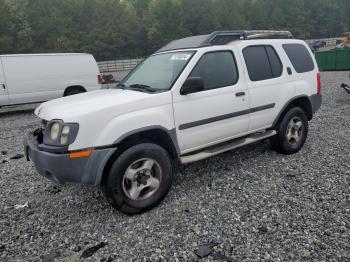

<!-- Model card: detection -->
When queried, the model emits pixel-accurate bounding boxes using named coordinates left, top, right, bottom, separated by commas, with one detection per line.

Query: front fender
left=94, top=105, right=175, bottom=147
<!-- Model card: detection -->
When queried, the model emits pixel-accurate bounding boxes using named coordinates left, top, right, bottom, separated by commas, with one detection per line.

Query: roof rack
left=157, top=30, right=293, bottom=53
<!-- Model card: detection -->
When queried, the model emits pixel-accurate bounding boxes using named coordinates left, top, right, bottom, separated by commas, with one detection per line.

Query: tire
left=270, top=107, right=309, bottom=155
left=102, top=143, right=173, bottom=215
left=64, top=88, right=84, bottom=96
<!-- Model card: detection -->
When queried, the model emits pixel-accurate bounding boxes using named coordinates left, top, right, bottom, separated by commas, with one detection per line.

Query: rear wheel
left=270, top=107, right=308, bottom=155
left=64, top=88, right=85, bottom=96
left=102, top=143, right=173, bottom=215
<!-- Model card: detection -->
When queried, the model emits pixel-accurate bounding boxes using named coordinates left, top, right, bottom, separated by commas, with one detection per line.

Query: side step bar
left=180, top=130, right=277, bottom=164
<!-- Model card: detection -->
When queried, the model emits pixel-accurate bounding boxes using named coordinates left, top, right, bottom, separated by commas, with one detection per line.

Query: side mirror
left=180, top=77, right=204, bottom=95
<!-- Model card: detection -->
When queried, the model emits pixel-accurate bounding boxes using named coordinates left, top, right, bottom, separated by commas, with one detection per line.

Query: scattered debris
left=194, top=243, right=218, bottom=258
left=302, top=248, right=312, bottom=258
left=47, top=185, right=61, bottom=194
left=14, top=202, right=29, bottom=209
left=1, top=160, right=8, bottom=164
left=258, top=226, right=269, bottom=234
left=26, top=210, right=35, bottom=216
left=73, top=246, right=82, bottom=252
left=0, top=244, right=5, bottom=252
left=10, top=154, right=24, bottom=160
left=81, top=242, right=108, bottom=259
left=1, top=150, right=7, bottom=155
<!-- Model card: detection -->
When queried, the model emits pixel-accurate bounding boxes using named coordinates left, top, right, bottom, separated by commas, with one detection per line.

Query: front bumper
left=24, top=132, right=115, bottom=185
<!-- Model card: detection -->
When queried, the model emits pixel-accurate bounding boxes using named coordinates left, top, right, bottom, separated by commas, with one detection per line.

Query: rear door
left=240, top=42, right=295, bottom=132
left=0, top=58, right=10, bottom=106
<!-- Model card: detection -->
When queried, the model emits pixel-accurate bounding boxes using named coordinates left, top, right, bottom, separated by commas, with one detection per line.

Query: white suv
left=24, top=31, right=322, bottom=214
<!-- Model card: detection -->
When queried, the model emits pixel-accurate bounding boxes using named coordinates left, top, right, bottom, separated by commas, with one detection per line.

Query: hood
left=35, top=89, right=155, bottom=121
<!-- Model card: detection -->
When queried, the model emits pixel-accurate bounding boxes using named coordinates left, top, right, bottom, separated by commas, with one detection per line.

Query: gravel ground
left=0, top=72, right=349, bottom=261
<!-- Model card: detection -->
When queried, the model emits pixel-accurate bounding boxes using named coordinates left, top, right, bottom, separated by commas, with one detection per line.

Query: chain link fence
left=97, top=58, right=144, bottom=73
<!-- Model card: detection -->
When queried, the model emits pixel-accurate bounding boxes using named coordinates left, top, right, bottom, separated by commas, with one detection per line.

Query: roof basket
left=157, top=30, right=293, bottom=53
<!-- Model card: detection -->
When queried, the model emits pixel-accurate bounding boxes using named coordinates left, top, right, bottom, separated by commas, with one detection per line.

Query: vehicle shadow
left=65, top=140, right=276, bottom=216
left=173, top=139, right=275, bottom=186
left=54, top=136, right=299, bottom=219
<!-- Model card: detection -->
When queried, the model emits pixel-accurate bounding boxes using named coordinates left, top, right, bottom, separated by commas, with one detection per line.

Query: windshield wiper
left=116, top=83, right=126, bottom=89
left=127, top=84, right=157, bottom=93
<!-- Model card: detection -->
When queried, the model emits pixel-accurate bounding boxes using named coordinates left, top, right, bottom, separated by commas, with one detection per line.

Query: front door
left=0, top=58, right=10, bottom=106
left=172, top=49, right=250, bottom=154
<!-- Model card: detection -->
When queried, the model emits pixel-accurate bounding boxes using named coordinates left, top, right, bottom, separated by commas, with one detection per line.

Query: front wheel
left=102, top=143, right=173, bottom=215
left=270, top=107, right=309, bottom=155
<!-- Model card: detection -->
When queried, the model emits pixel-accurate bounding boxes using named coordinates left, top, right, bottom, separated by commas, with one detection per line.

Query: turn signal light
left=69, top=150, right=92, bottom=159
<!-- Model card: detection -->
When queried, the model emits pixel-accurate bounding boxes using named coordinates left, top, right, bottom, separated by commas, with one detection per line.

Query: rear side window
left=283, top=44, right=315, bottom=73
left=243, top=46, right=282, bottom=81
left=189, top=51, right=238, bottom=90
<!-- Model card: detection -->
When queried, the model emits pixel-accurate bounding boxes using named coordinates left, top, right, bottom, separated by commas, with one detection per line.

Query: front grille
left=41, top=119, right=48, bottom=130
left=33, top=127, right=44, bottom=144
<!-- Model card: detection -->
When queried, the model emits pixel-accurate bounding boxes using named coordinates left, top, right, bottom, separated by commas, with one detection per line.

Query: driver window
left=189, top=51, right=238, bottom=91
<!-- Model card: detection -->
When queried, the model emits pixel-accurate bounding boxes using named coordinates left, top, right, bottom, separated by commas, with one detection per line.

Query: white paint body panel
left=0, top=53, right=101, bottom=106
left=35, top=89, right=174, bottom=151
left=0, top=59, right=10, bottom=105
left=34, top=39, right=319, bottom=154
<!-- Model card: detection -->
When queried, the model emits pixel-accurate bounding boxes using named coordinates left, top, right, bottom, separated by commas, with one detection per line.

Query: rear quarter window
left=282, top=44, right=315, bottom=73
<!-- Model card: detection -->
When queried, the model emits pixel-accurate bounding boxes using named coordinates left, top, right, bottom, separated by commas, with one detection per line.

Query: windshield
left=120, top=51, right=195, bottom=91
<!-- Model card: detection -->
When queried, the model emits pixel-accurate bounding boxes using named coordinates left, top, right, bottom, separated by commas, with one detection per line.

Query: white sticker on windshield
left=170, top=54, right=191, bottom=61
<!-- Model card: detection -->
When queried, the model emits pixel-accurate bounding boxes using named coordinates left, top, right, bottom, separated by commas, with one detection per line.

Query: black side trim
left=113, top=126, right=181, bottom=156
left=250, top=103, right=276, bottom=113
left=179, top=103, right=275, bottom=130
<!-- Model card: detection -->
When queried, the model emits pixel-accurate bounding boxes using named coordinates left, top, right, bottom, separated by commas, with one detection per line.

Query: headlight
left=50, top=123, right=60, bottom=140
left=44, top=120, right=79, bottom=147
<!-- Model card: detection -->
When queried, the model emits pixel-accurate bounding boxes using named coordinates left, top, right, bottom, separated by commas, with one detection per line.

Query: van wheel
left=64, top=87, right=85, bottom=96
left=102, top=143, right=173, bottom=215
left=270, top=107, right=308, bottom=155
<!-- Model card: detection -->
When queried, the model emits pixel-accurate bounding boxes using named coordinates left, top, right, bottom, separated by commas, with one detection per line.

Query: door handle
left=235, top=92, right=245, bottom=97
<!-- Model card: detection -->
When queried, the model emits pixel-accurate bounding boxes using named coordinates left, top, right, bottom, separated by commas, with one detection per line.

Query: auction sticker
left=170, top=53, right=192, bottom=61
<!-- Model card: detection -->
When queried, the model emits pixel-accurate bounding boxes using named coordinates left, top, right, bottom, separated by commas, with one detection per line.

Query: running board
left=180, top=130, right=277, bottom=164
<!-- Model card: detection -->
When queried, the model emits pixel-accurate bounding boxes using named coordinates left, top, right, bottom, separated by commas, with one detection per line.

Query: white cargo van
left=0, top=53, right=101, bottom=106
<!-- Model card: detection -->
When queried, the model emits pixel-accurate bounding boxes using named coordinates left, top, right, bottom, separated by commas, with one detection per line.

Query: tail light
left=317, top=73, right=321, bottom=94
left=97, top=74, right=102, bottom=84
